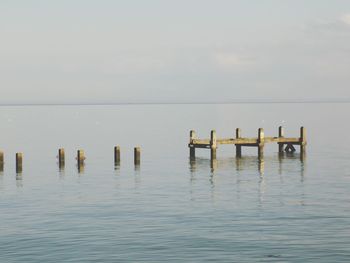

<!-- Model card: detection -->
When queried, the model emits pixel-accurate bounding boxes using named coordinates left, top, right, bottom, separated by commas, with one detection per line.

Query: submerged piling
left=77, top=150, right=85, bottom=166
left=300, top=127, right=306, bottom=153
left=278, top=126, right=284, bottom=153
left=258, top=128, right=264, bottom=159
left=114, top=146, right=121, bottom=165
left=189, top=130, right=196, bottom=158
left=0, top=151, right=3, bottom=172
left=16, top=153, right=23, bottom=173
left=210, top=130, right=217, bottom=160
left=236, top=128, right=242, bottom=157
left=134, top=147, right=141, bottom=166
left=58, top=148, right=65, bottom=168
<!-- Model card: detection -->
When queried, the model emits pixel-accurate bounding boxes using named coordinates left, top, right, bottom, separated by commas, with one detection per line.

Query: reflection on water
left=58, top=166, right=65, bottom=179
left=189, top=153, right=307, bottom=209
left=189, top=153, right=306, bottom=178
left=77, top=163, right=85, bottom=174
left=16, top=173, right=23, bottom=188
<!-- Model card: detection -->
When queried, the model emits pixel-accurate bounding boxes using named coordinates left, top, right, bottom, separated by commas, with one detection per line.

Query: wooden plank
left=217, top=138, right=236, bottom=144
left=193, top=137, right=300, bottom=145
left=192, top=139, right=210, bottom=144
left=233, top=138, right=258, bottom=144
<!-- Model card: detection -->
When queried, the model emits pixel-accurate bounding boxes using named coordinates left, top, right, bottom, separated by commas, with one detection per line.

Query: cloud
left=213, top=52, right=255, bottom=70
left=340, top=13, right=350, bottom=26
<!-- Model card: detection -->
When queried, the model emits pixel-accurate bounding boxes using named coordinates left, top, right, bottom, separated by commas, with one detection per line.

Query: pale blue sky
left=1, top=0, right=350, bottom=104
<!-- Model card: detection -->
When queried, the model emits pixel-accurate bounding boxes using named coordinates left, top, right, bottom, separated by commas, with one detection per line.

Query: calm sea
left=0, top=103, right=349, bottom=262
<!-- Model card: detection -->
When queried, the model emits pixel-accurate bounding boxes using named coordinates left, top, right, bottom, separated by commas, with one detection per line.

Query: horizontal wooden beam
left=191, top=137, right=301, bottom=146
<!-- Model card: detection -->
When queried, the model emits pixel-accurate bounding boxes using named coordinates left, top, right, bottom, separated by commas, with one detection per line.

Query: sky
left=1, top=0, right=350, bottom=104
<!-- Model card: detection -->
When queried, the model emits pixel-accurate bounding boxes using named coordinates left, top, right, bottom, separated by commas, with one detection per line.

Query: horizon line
left=0, top=99, right=350, bottom=107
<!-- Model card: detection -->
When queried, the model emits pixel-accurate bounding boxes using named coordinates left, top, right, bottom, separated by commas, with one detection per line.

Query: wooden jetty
left=188, top=126, right=306, bottom=159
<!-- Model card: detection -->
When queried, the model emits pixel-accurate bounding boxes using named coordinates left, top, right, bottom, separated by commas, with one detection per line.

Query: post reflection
left=16, top=173, right=23, bottom=188
left=189, top=153, right=306, bottom=178
left=189, top=153, right=307, bottom=204
left=77, top=163, right=85, bottom=174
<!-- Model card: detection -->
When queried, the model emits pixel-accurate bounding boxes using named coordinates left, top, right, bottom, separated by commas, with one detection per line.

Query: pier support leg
left=189, top=130, right=196, bottom=158
left=210, top=130, right=217, bottom=160
left=190, top=147, right=195, bottom=159
left=258, top=128, right=264, bottom=159
left=278, top=126, right=284, bottom=153
left=236, top=128, right=242, bottom=157
left=300, top=126, right=306, bottom=153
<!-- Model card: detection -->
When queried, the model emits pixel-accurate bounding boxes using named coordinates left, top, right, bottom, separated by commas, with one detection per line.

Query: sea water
left=0, top=103, right=349, bottom=262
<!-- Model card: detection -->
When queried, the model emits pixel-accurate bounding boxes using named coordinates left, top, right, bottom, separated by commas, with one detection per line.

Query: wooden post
left=58, top=148, right=65, bottom=167
left=278, top=126, right=284, bottom=153
left=77, top=150, right=85, bottom=166
left=210, top=130, right=217, bottom=160
left=189, top=130, right=196, bottom=158
left=258, top=157, right=265, bottom=176
left=16, top=153, right=23, bottom=173
left=134, top=147, right=141, bottom=165
left=210, top=158, right=218, bottom=172
left=114, top=146, right=120, bottom=165
left=300, top=126, right=306, bottom=153
left=0, top=151, right=3, bottom=172
left=235, top=128, right=242, bottom=157
left=258, top=128, right=264, bottom=158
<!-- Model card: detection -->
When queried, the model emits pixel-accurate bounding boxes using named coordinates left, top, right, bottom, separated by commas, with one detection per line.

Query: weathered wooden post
left=0, top=151, right=3, bottom=172
left=114, top=146, right=120, bottom=165
left=258, top=157, right=265, bottom=176
left=210, top=130, right=217, bottom=160
left=300, top=126, right=306, bottom=153
left=278, top=126, right=284, bottom=153
left=258, top=128, right=264, bottom=158
left=58, top=148, right=65, bottom=168
left=77, top=150, right=85, bottom=166
left=210, top=158, right=218, bottom=172
left=134, top=147, right=141, bottom=166
left=16, top=153, right=23, bottom=173
left=235, top=128, right=242, bottom=157
left=189, top=130, right=196, bottom=158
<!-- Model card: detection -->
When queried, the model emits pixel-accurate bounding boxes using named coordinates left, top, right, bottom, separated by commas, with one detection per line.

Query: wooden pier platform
left=188, top=126, right=306, bottom=159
